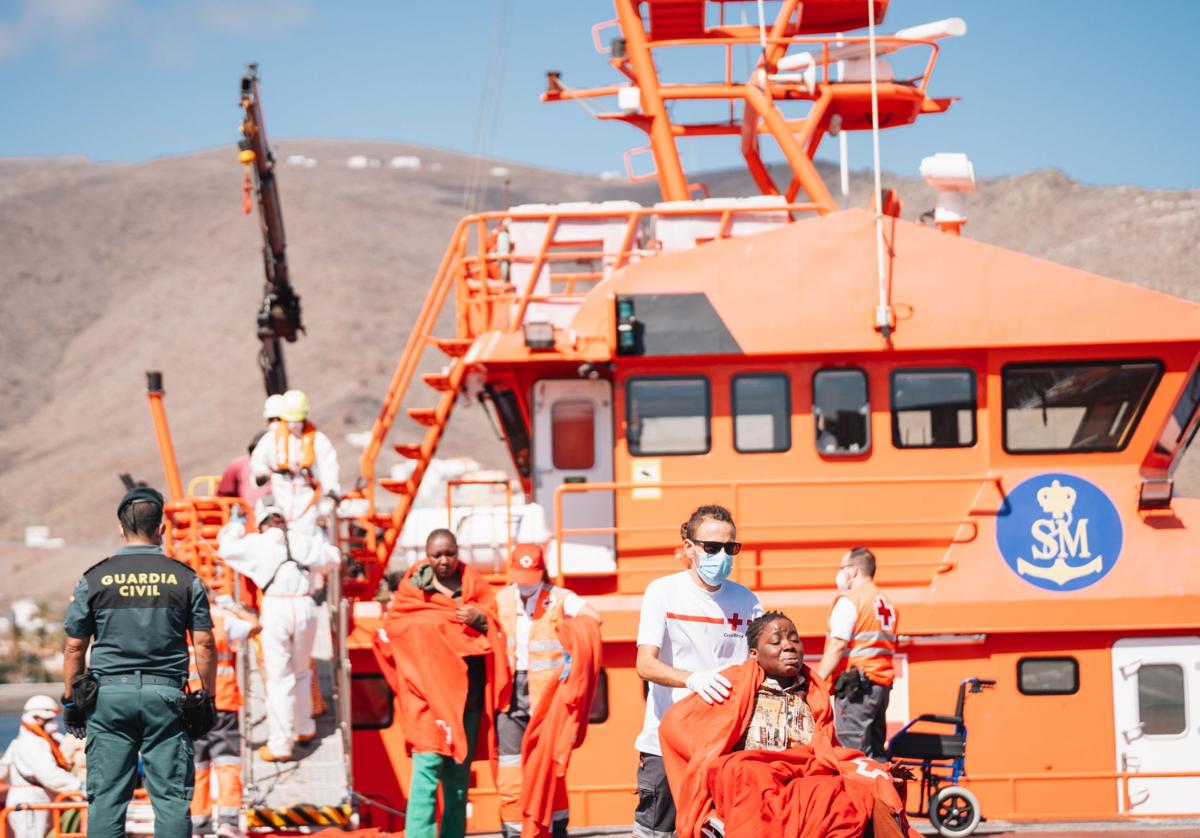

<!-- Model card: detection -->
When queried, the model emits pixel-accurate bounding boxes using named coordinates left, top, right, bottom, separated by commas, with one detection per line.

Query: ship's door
left=532, top=379, right=615, bottom=574
left=1111, top=637, right=1200, bottom=814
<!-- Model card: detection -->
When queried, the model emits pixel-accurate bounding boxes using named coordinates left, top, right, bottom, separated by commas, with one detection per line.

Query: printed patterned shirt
left=742, top=674, right=816, bottom=752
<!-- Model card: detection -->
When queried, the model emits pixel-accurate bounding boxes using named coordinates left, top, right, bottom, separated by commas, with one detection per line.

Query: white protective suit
left=218, top=520, right=339, bottom=756
left=249, top=425, right=340, bottom=535
left=0, top=717, right=82, bottom=838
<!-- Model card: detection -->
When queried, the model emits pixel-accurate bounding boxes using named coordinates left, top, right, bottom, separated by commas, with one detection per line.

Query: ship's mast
left=238, top=62, right=304, bottom=396
left=543, top=1, right=958, bottom=209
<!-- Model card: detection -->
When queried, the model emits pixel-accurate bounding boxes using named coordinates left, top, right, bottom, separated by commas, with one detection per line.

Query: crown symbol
left=1036, top=479, right=1076, bottom=520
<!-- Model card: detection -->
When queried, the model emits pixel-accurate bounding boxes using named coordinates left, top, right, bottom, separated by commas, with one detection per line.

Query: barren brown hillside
left=1, top=139, right=1197, bottom=604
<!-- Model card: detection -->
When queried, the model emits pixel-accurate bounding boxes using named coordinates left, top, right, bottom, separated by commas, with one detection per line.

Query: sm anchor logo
left=996, top=473, right=1123, bottom=591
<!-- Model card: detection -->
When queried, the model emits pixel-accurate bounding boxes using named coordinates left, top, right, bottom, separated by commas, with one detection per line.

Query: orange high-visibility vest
left=837, top=580, right=898, bottom=687
left=189, top=608, right=243, bottom=712
left=274, top=421, right=316, bottom=472
left=497, top=584, right=569, bottom=713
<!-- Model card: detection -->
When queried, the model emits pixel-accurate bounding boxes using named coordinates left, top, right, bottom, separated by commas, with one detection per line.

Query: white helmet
left=22, top=694, right=60, bottom=721
left=255, top=497, right=287, bottom=528
left=263, top=394, right=285, bottom=420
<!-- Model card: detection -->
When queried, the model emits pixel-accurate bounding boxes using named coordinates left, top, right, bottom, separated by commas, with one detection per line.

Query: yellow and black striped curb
left=245, top=802, right=353, bottom=829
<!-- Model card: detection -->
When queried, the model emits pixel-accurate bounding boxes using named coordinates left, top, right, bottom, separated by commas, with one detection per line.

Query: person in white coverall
left=249, top=389, right=340, bottom=535
left=218, top=501, right=339, bottom=762
left=0, top=695, right=82, bottom=838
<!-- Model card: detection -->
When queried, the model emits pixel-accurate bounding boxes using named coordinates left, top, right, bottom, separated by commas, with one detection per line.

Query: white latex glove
left=217, top=519, right=245, bottom=544
left=685, top=669, right=733, bottom=704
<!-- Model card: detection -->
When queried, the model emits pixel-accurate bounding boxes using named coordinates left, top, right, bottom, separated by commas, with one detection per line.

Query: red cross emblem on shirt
left=874, top=596, right=895, bottom=630
left=728, top=612, right=744, bottom=631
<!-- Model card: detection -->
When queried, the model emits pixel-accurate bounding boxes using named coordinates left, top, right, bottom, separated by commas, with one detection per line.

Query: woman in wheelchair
left=659, top=612, right=918, bottom=838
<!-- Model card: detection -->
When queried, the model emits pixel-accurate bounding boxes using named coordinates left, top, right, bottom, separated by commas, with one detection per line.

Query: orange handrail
left=549, top=474, right=1003, bottom=585
left=355, top=200, right=821, bottom=572
left=1, top=798, right=89, bottom=838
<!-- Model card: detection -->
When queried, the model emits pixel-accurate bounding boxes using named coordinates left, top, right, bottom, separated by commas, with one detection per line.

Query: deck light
left=615, top=296, right=639, bottom=355
left=1138, top=478, right=1174, bottom=510
left=523, top=321, right=555, bottom=350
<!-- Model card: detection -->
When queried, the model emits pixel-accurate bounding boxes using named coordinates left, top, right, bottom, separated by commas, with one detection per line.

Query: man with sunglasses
left=633, top=504, right=762, bottom=838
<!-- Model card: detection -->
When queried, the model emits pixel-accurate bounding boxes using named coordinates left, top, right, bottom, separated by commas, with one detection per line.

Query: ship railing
left=453, top=201, right=821, bottom=336
left=558, top=32, right=943, bottom=100
left=444, top=478, right=515, bottom=579
left=0, top=795, right=88, bottom=838
left=162, top=489, right=251, bottom=601
left=548, top=474, right=1004, bottom=588
left=357, top=201, right=816, bottom=564
left=965, top=769, right=1200, bottom=820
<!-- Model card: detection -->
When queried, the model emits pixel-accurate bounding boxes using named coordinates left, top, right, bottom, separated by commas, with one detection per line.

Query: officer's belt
left=98, top=673, right=185, bottom=688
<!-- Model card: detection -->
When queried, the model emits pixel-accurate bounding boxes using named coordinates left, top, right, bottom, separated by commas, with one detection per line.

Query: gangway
left=145, top=373, right=356, bottom=832
left=241, top=577, right=354, bottom=830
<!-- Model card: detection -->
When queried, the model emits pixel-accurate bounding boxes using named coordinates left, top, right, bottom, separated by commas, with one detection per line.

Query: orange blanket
left=517, top=616, right=603, bottom=837
left=382, top=562, right=511, bottom=763
left=660, top=660, right=912, bottom=838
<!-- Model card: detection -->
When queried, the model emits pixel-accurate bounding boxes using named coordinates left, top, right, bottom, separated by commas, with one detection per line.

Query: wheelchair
left=885, top=677, right=996, bottom=837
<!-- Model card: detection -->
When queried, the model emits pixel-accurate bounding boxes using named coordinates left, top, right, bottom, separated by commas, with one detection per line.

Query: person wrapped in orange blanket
left=495, top=544, right=604, bottom=838
left=659, top=611, right=916, bottom=838
left=381, top=529, right=512, bottom=838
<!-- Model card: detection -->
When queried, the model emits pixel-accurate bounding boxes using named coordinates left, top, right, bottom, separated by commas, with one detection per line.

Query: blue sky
left=1, top=0, right=1197, bottom=188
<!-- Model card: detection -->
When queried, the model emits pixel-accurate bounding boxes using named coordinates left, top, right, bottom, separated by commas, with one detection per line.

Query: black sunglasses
left=690, top=539, right=742, bottom=556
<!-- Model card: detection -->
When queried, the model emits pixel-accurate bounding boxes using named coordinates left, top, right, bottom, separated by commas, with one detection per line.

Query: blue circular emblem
left=995, top=472, right=1122, bottom=592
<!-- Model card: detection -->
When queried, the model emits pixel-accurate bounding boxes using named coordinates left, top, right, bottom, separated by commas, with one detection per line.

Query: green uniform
left=65, top=545, right=212, bottom=838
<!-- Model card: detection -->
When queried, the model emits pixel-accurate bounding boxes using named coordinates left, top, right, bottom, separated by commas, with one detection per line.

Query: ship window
left=627, top=376, right=710, bottom=455
left=551, top=400, right=595, bottom=470
left=892, top=368, right=976, bottom=448
left=1155, top=365, right=1200, bottom=459
left=350, top=674, right=394, bottom=729
left=1138, top=664, right=1186, bottom=736
left=813, top=369, right=870, bottom=455
left=1018, top=657, right=1079, bottom=696
left=1003, top=361, right=1161, bottom=453
left=733, top=373, right=791, bottom=453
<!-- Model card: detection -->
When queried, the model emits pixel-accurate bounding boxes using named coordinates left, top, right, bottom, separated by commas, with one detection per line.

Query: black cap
left=117, top=486, right=165, bottom=517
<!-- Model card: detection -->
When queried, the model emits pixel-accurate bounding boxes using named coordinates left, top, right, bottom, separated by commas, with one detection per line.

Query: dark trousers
left=834, top=680, right=891, bottom=759
left=86, top=677, right=193, bottom=838
left=634, top=752, right=676, bottom=838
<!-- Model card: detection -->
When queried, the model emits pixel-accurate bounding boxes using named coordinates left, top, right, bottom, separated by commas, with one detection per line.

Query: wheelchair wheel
left=929, top=785, right=981, bottom=837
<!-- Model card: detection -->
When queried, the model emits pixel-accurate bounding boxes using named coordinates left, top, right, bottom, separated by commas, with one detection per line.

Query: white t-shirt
left=829, top=596, right=857, bottom=641
left=635, top=571, right=763, bottom=755
left=510, top=583, right=586, bottom=671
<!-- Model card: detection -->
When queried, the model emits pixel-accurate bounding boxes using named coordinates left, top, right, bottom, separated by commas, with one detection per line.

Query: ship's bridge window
left=733, top=373, right=791, bottom=453
left=814, top=369, right=869, bottom=455
left=892, top=368, right=976, bottom=448
left=627, top=376, right=710, bottom=455
left=1154, top=365, right=1200, bottom=460
left=1003, top=361, right=1161, bottom=453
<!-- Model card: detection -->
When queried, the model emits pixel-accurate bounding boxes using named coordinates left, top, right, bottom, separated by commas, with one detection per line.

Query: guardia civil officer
left=815, top=546, right=899, bottom=758
left=62, top=487, right=217, bottom=838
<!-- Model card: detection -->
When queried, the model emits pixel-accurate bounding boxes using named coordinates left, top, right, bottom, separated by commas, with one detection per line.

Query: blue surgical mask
left=693, top=546, right=733, bottom=586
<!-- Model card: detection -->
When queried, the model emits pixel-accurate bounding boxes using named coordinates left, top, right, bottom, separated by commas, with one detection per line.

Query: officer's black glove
left=182, top=690, right=217, bottom=740
left=63, top=699, right=88, bottom=739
